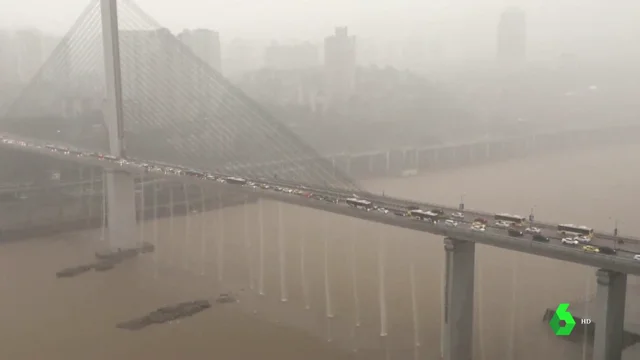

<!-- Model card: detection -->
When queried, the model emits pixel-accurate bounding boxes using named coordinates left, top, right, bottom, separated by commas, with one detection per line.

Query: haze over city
left=0, top=0, right=639, bottom=359
left=2, top=0, right=640, bottom=63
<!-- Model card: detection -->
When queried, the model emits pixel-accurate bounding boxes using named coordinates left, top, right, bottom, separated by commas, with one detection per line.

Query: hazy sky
left=1, top=0, right=639, bottom=60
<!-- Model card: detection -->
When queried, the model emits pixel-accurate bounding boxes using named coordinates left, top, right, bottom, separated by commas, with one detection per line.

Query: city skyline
left=2, top=0, right=639, bottom=64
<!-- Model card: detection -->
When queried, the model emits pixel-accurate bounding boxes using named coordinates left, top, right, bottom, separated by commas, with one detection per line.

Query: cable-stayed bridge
left=1, top=1, right=639, bottom=359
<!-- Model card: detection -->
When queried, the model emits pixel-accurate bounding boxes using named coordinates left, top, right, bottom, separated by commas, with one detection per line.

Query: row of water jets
left=86, top=172, right=592, bottom=360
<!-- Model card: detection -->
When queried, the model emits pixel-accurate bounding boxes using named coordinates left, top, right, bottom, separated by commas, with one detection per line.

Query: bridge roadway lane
left=0, top=178, right=168, bottom=195
left=233, top=177, right=640, bottom=247
left=3, top=136, right=640, bottom=275
left=3, top=134, right=639, bottom=247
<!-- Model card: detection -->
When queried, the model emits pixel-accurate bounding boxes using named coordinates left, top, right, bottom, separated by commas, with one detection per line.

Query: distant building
left=497, top=8, right=526, bottom=66
left=264, top=42, right=318, bottom=70
left=223, top=38, right=264, bottom=78
left=177, top=29, right=222, bottom=73
left=324, top=27, right=356, bottom=104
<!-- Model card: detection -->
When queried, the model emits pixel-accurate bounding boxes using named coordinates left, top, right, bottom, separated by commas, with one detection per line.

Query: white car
left=495, top=220, right=511, bottom=228
left=451, top=212, right=465, bottom=219
left=634, top=255, right=640, bottom=261
left=445, top=220, right=458, bottom=227
left=525, top=227, right=541, bottom=234
left=376, top=207, right=389, bottom=214
left=562, top=238, right=579, bottom=245
left=574, top=236, right=591, bottom=244
left=471, top=224, right=486, bottom=232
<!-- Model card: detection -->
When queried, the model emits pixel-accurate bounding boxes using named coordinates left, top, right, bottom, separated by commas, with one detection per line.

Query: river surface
left=1, top=144, right=639, bottom=360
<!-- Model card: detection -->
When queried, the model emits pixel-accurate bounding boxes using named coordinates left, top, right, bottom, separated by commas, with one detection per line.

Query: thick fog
left=2, top=0, right=640, bottom=63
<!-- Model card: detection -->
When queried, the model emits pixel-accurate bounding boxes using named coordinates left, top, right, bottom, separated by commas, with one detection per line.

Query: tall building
left=324, top=27, right=356, bottom=104
left=264, top=42, right=318, bottom=70
left=177, top=29, right=222, bottom=73
left=223, top=38, right=264, bottom=78
left=497, top=8, right=526, bottom=65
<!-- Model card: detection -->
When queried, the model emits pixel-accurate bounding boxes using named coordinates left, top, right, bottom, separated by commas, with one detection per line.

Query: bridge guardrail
left=256, top=177, right=640, bottom=246
left=3, top=130, right=640, bottom=248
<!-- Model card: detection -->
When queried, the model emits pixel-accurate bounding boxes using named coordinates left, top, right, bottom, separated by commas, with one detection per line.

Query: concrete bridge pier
left=105, top=169, right=137, bottom=250
left=442, top=237, right=475, bottom=360
left=385, top=151, right=390, bottom=173
left=593, top=269, right=627, bottom=360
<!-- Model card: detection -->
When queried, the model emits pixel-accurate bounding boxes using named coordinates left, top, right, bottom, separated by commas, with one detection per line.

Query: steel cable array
left=1, top=0, right=359, bottom=191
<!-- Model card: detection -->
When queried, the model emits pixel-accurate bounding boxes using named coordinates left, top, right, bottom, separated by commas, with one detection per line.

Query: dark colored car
left=532, top=234, right=550, bottom=242
left=508, top=228, right=524, bottom=237
left=598, top=246, right=616, bottom=255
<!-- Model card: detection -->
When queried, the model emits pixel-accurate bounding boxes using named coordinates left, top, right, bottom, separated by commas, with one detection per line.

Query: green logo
left=549, top=303, right=576, bottom=336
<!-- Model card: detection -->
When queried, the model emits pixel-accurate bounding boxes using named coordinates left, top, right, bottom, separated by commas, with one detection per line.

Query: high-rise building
left=264, top=42, right=318, bottom=70
left=223, top=38, right=264, bottom=78
left=497, top=8, right=526, bottom=65
left=324, top=27, right=356, bottom=104
left=177, top=29, right=222, bottom=73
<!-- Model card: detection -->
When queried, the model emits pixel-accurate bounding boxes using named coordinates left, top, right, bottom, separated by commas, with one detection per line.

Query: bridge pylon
left=442, top=237, right=475, bottom=360
left=593, top=269, right=627, bottom=360
left=101, top=0, right=136, bottom=249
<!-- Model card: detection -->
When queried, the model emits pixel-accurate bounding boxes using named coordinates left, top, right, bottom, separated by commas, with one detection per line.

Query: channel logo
left=549, top=303, right=577, bottom=336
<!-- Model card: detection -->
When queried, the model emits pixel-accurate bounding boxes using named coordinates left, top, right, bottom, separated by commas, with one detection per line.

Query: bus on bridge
left=494, top=213, right=527, bottom=226
left=557, top=224, right=594, bottom=238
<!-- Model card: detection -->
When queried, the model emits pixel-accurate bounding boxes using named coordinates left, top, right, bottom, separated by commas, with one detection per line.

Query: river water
left=1, top=143, right=639, bottom=360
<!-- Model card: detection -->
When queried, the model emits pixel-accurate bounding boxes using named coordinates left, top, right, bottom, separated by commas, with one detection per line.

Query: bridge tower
left=100, top=0, right=137, bottom=250
left=442, top=237, right=475, bottom=360
left=593, top=269, right=627, bottom=360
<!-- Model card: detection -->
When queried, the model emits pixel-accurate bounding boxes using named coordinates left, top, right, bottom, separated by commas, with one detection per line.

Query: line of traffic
left=1, top=133, right=639, bottom=265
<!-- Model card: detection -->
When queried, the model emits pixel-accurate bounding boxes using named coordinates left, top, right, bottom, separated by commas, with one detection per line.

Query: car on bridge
left=508, top=228, right=524, bottom=237
left=532, top=234, right=550, bottom=242
left=598, top=246, right=616, bottom=255
left=471, top=224, right=486, bottom=232
left=634, top=254, right=640, bottom=261
left=562, top=238, right=579, bottom=246
left=473, top=218, right=488, bottom=226
left=444, top=220, right=458, bottom=227
left=583, top=245, right=599, bottom=253
left=451, top=212, right=465, bottom=220
left=525, top=227, right=541, bottom=234
left=495, top=220, right=511, bottom=228
left=574, top=235, right=591, bottom=244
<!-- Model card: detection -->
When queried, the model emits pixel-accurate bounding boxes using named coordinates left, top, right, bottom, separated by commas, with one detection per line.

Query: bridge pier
left=105, top=169, right=137, bottom=250
left=593, top=269, right=627, bottom=360
left=442, top=237, right=475, bottom=360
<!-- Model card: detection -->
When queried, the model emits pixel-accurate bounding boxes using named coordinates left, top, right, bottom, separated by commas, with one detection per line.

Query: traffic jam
left=3, top=135, right=640, bottom=262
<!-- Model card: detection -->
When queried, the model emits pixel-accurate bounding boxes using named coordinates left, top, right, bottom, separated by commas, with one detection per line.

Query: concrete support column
left=105, top=169, right=137, bottom=250
left=443, top=237, right=475, bottom=360
left=385, top=151, right=390, bottom=172
left=593, top=269, right=627, bottom=360
left=346, top=155, right=351, bottom=175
